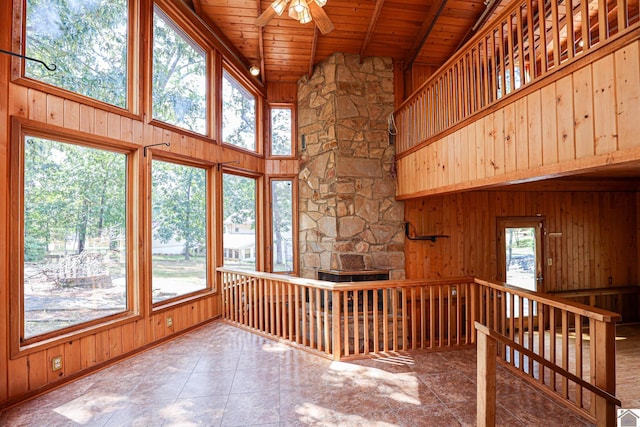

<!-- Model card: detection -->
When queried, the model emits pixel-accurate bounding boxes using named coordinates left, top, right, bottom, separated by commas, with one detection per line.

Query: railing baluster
left=551, top=0, right=561, bottom=67
left=402, top=287, right=408, bottom=350
left=373, top=288, right=379, bottom=352
left=561, top=309, right=569, bottom=399
left=344, top=290, right=350, bottom=355
left=550, top=307, right=557, bottom=391
left=383, top=288, right=389, bottom=353
left=324, top=289, right=330, bottom=355
left=575, top=313, right=583, bottom=408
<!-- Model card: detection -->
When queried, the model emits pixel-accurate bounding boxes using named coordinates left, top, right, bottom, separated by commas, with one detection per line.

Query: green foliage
left=152, top=7, right=206, bottom=133
left=24, top=137, right=126, bottom=256
left=223, top=173, right=256, bottom=226
left=152, top=161, right=206, bottom=260
left=271, top=108, right=292, bottom=156
left=26, top=0, right=128, bottom=108
left=24, top=236, right=47, bottom=262
left=222, top=71, right=256, bottom=151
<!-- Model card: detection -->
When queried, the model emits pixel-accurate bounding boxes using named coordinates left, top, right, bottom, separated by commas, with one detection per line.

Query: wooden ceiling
left=187, top=0, right=507, bottom=85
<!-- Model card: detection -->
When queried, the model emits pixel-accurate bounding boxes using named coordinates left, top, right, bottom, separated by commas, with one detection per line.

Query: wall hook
left=143, top=142, right=170, bottom=157
left=0, top=48, right=57, bottom=71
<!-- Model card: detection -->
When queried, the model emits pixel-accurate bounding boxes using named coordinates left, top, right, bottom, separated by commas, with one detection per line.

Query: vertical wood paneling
left=541, top=83, right=559, bottom=165
left=615, top=41, right=640, bottom=150
left=556, top=75, right=576, bottom=162
left=592, top=55, right=618, bottom=155
left=404, top=190, right=638, bottom=293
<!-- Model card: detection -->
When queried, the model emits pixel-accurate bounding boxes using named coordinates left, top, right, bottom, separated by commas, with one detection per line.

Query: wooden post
left=332, top=290, right=342, bottom=360
left=476, top=323, right=496, bottom=427
left=592, top=320, right=617, bottom=426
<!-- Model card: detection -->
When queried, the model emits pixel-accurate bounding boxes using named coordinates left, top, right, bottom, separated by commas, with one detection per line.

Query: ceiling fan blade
left=308, top=1, right=334, bottom=34
left=255, top=7, right=277, bottom=27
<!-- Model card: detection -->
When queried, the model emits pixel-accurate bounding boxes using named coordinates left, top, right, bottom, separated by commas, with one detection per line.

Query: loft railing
left=394, top=0, right=640, bottom=155
left=218, top=268, right=621, bottom=424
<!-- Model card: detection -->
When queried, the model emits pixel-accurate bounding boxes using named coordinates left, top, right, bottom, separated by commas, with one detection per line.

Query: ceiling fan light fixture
left=290, top=0, right=307, bottom=14
left=298, top=8, right=312, bottom=23
left=315, top=0, right=327, bottom=7
left=271, top=0, right=289, bottom=16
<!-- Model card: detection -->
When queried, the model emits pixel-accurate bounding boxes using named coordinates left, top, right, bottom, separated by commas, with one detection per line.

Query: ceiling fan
left=255, top=0, right=335, bottom=34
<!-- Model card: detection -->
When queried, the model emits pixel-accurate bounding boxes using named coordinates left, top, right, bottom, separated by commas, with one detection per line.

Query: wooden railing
left=219, top=268, right=476, bottom=359
left=394, top=0, right=640, bottom=154
left=474, top=278, right=621, bottom=424
left=476, top=322, right=621, bottom=426
left=218, top=269, right=621, bottom=423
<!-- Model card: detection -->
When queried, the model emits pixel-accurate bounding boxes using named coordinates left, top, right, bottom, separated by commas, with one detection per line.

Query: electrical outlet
left=52, top=355, right=63, bottom=371
left=166, top=316, right=173, bottom=328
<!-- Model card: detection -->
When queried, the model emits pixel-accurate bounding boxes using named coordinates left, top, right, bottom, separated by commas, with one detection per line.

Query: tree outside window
left=152, top=6, right=207, bottom=134
left=222, top=70, right=256, bottom=151
left=23, top=137, right=127, bottom=339
left=271, top=107, right=293, bottom=156
left=25, top=0, right=128, bottom=108
left=271, top=180, right=293, bottom=272
left=151, top=160, right=207, bottom=303
left=223, top=173, right=256, bottom=270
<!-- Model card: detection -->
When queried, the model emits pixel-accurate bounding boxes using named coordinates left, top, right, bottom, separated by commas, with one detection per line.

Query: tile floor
left=0, top=321, right=598, bottom=426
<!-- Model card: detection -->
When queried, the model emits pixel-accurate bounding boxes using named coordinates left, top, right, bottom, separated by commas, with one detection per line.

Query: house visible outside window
left=151, top=159, right=207, bottom=303
left=25, top=0, right=129, bottom=108
left=270, top=107, right=293, bottom=156
left=22, top=136, right=127, bottom=339
left=222, top=173, right=256, bottom=270
left=271, top=180, right=293, bottom=272
left=152, top=6, right=207, bottom=134
left=222, top=70, right=256, bottom=151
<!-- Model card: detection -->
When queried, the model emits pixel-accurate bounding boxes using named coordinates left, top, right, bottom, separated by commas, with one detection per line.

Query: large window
left=151, top=160, right=207, bottom=303
left=152, top=6, right=207, bottom=134
left=271, top=180, right=294, bottom=272
left=25, top=0, right=129, bottom=108
left=222, top=70, right=256, bottom=151
left=270, top=107, right=293, bottom=156
left=223, top=173, right=256, bottom=270
left=22, top=136, right=127, bottom=339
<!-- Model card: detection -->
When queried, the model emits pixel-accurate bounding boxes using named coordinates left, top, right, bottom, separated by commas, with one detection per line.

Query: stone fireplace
left=297, top=53, right=405, bottom=280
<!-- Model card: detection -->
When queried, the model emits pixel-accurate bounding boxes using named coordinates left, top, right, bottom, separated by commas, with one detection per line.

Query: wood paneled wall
left=396, top=37, right=640, bottom=199
left=404, top=189, right=638, bottom=293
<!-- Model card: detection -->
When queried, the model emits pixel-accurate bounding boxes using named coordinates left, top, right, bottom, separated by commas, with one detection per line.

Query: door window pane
left=505, top=227, right=536, bottom=291
left=25, top=0, right=128, bottom=108
left=223, top=174, right=256, bottom=270
left=23, top=137, right=127, bottom=338
left=271, top=108, right=292, bottom=156
left=222, top=70, right=256, bottom=151
left=152, top=160, right=207, bottom=303
left=272, top=180, right=293, bottom=272
left=153, top=6, right=207, bottom=134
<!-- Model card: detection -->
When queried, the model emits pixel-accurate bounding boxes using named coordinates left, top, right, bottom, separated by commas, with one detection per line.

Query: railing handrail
left=475, top=322, right=621, bottom=407
left=548, top=285, right=640, bottom=298
left=217, top=267, right=473, bottom=291
left=474, top=278, right=622, bottom=323
left=393, top=0, right=640, bottom=155
left=218, top=268, right=620, bottom=323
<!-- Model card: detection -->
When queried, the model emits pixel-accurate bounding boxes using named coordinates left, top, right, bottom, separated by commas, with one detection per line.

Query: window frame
left=266, top=176, right=298, bottom=275
left=149, top=3, right=210, bottom=137
left=267, top=103, right=296, bottom=159
left=147, top=150, right=216, bottom=311
left=220, top=65, right=262, bottom=155
left=9, top=117, right=140, bottom=356
left=11, top=0, right=141, bottom=119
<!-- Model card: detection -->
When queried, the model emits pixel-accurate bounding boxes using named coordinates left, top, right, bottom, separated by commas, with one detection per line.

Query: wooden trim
left=9, top=116, right=142, bottom=356
left=359, top=0, right=385, bottom=60
left=265, top=176, right=299, bottom=275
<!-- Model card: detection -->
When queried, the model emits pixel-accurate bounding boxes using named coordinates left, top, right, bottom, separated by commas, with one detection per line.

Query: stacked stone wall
left=298, top=53, right=405, bottom=280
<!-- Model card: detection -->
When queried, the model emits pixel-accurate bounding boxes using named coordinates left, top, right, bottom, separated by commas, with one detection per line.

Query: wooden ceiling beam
left=309, top=26, right=319, bottom=78
left=359, top=0, right=385, bottom=61
left=191, top=0, right=203, bottom=16
left=404, top=0, right=449, bottom=69
left=257, top=0, right=266, bottom=82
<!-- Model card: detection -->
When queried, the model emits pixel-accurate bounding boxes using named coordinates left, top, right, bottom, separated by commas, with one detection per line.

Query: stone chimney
left=297, top=53, right=405, bottom=280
